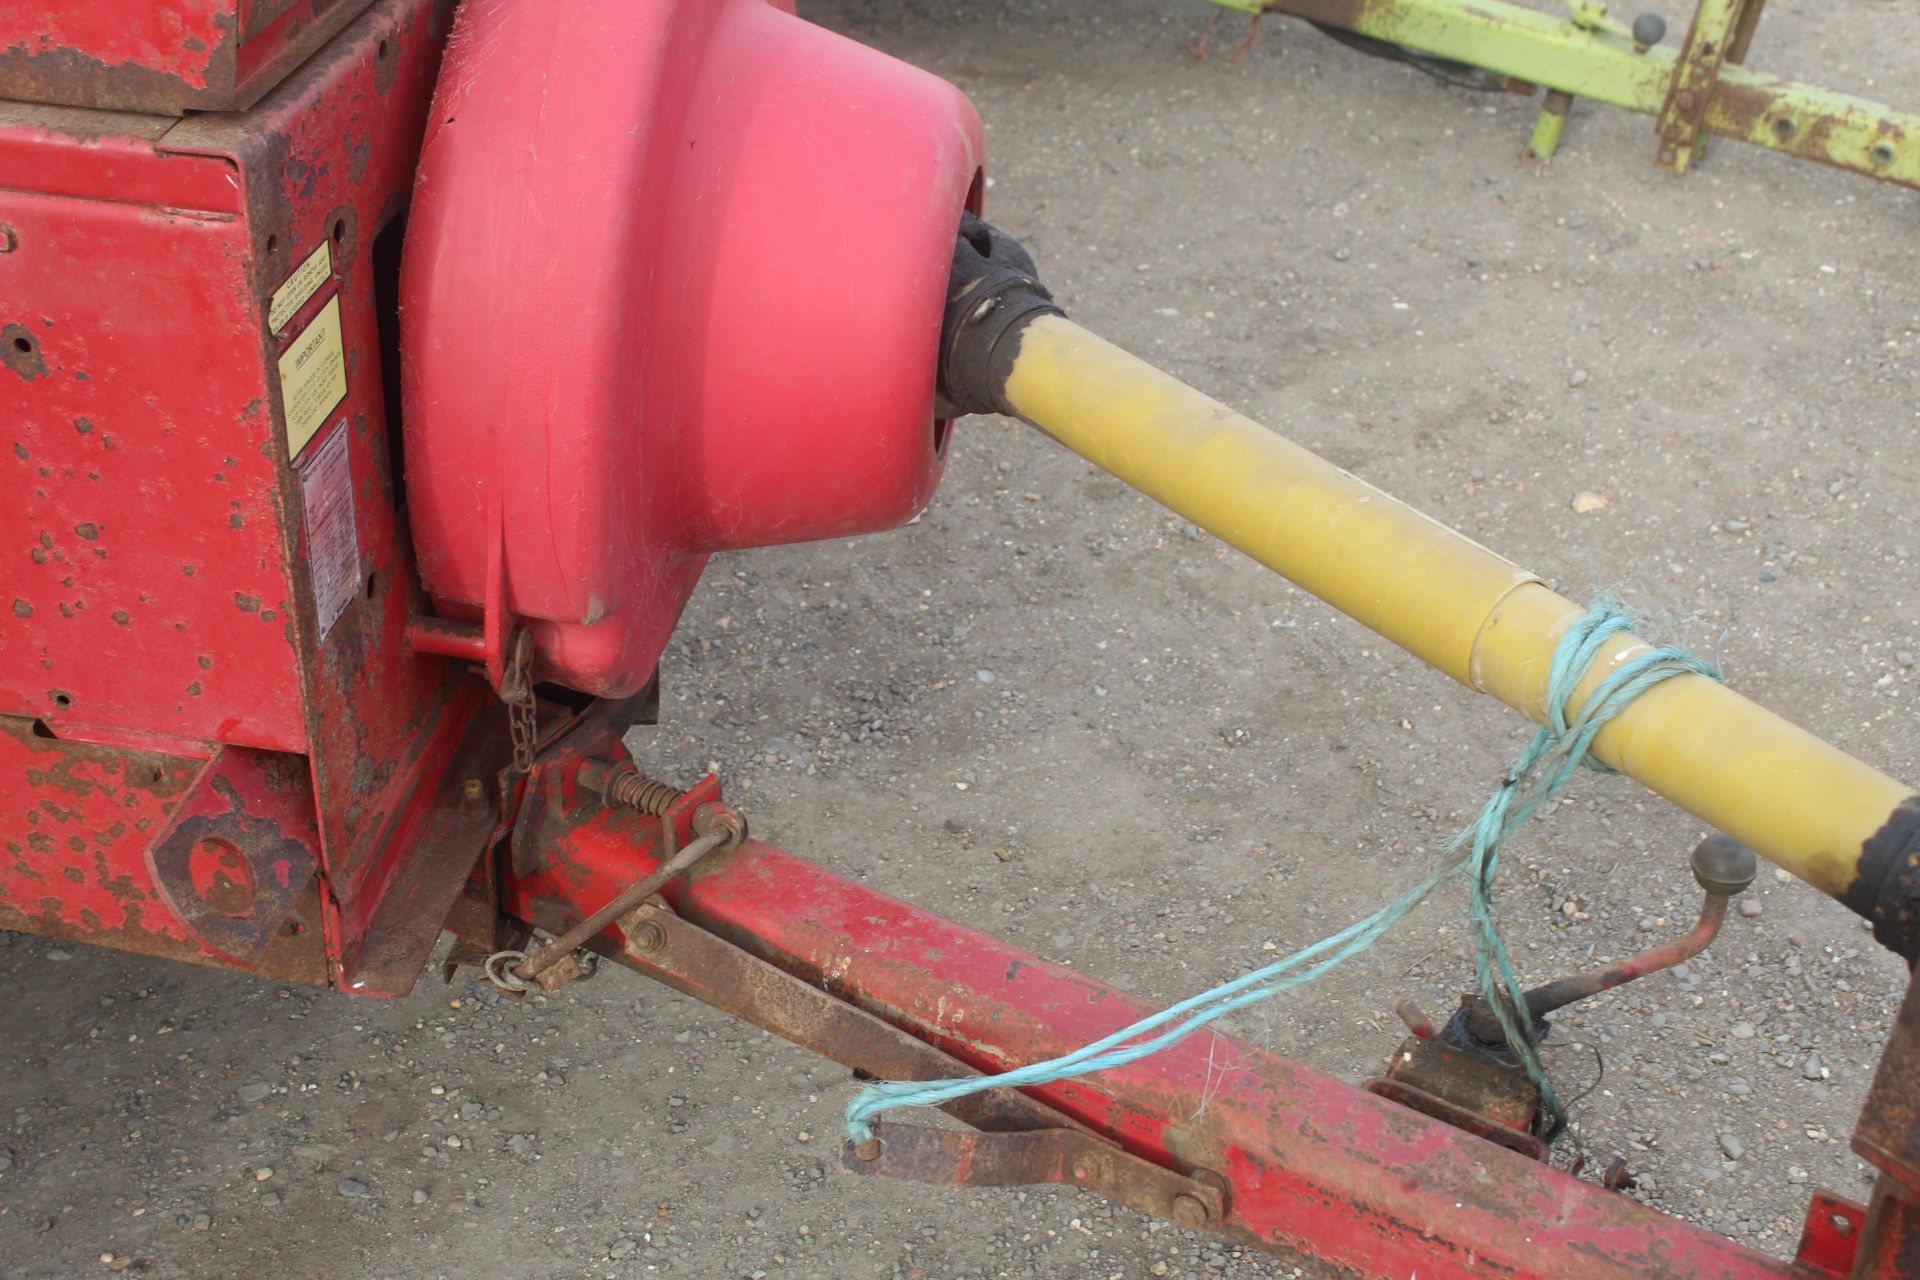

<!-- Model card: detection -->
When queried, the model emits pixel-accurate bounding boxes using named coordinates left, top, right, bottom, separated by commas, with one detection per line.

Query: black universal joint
left=1841, top=796, right=1920, bottom=966
left=936, top=212, right=1062, bottom=419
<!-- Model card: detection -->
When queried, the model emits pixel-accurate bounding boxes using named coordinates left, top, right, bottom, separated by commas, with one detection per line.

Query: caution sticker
left=269, top=240, right=333, bottom=332
left=299, top=422, right=360, bottom=644
left=278, top=295, right=348, bottom=458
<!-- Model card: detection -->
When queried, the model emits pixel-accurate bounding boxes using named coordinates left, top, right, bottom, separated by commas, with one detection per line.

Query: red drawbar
left=503, top=802, right=1809, bottom=1280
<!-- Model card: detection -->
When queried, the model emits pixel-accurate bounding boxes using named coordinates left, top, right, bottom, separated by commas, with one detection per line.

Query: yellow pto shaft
left=995, top=312, right=1920, bottom=955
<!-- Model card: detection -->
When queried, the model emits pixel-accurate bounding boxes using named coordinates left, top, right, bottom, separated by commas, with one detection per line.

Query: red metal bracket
left=145, top=746, right=321, bottom=965
left=1793, top=1189, right=1866, bottom=1279
left=1363, top=1073, right=1546, bottom=1162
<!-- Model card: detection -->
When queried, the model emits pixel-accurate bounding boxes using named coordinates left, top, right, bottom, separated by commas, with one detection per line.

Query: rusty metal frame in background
left=1202, top=0, right=1920, bottom=193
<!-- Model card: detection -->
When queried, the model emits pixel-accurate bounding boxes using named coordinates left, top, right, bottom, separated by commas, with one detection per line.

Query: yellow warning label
left=278, top=295, right=348, bottom=458
left=269, top=240, right=333, bottom=333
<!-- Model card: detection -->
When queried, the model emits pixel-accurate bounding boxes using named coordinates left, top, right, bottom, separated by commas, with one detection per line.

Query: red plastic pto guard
left=401, top=0, right=985, bottom=697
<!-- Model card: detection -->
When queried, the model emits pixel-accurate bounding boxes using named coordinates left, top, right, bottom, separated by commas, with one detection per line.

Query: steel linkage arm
left=610, top=893, right=1228, bottom=1230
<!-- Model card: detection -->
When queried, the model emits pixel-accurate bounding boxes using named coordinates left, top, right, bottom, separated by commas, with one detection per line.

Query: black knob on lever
left=1691, top=833, right=1758, bottom=899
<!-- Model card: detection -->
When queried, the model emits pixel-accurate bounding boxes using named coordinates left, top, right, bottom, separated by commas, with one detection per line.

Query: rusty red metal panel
left=143, top=743, right=322, bottom=964
left=3, top=0, right=487, bottom=995
left=328, top=686, right=504, bottom=996
left=1850, top=975, right=1920, bottom=1278
left=160, top=0, right=469, bottom=920
left=0, top=714, right=328, bottom=982
left=1855, top=977, right=1920, bottom=1188
left=502, top=803, right=1800, bottom=1280
left=0, top=0, right=379, bottom=115
left=0, top=105, right=241, bottom=209
left=1, top=113, right=308, bottom=756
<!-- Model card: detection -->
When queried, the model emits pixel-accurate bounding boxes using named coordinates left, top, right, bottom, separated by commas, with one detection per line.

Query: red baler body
left=4, top=6, right=1906, bottom=1279
left=2, top=0, right=468, bottom=990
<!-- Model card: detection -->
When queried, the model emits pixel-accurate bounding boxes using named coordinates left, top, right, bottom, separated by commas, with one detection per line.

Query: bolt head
left=1171, top=1193, right=1211, bottom=1229
left=1631, top=12, right=1667, bottom=46
left=693, top=802, right=749, bottom=850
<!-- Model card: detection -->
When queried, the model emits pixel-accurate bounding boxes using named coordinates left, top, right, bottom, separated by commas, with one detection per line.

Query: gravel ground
left=4, top=2, right=1919, bottom=1277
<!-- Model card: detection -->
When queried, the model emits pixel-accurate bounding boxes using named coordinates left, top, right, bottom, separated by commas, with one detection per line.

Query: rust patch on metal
left=0, top=42, right=208, bottom=116
left=1366, top=1074, right=1545, bottom=1161
left=601, top=897, right=1223, bottom=1230
left=1853, top=973, right=1920, bottom=1184
left=3, top=323, right=48, bottom=381
left=1843, top=1181, right=1920, bottom=1279
left=1, top=716, right=329, bottom=985
left=0, top=2, right=385, bottom=116
left=843, top=1122, right=1224, bottom=1229
left=608, top=899, right=1088, bottom=1140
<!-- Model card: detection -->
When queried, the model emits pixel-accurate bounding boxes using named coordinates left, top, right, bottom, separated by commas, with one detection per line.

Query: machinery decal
left=299, top=422, right=360, bottom=645
left=268, top=238, right=334, bottom=334
left=276, top=294, right=348, bottom=457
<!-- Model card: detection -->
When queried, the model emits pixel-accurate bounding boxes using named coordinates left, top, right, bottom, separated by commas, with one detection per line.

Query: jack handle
left=1463, top=835, right=1757, bottom=1047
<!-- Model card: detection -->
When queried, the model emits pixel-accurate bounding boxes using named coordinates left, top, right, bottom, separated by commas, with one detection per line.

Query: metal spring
left=607, top=772, right=683, bottom=815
